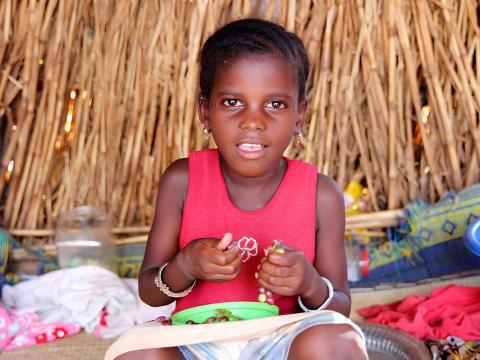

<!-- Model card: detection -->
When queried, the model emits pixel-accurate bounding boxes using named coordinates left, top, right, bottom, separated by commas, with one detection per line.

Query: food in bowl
left=171, top=301, right=279, bottom=325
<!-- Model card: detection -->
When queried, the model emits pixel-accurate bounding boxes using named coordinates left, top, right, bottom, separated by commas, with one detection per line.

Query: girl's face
left=199, top=54, right=306, bottom=177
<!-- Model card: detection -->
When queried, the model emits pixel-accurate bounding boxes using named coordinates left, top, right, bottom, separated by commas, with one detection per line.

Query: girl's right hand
left=175, top=232, right=243, bottom=283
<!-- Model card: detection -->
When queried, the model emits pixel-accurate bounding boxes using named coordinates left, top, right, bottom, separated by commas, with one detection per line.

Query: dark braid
left=199, top=18, right=310, bottom=103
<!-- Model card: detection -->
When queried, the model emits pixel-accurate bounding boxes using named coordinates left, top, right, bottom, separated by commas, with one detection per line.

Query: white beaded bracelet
left=154, top=262, right=196, bottom=298
left=298, top=276, right=334, bottom=312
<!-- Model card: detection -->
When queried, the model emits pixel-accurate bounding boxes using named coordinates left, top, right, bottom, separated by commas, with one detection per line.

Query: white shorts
left=178, top=311, right=364, bottom=360
left=105, top=311, right=364, bottom=360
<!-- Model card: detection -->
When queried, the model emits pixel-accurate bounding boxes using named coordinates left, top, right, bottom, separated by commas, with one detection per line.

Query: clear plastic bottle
left=55, top=206, right=117, bottom=273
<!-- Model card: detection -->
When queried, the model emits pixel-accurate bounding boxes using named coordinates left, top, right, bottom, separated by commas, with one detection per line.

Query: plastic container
left=171, top=302, right=279, bottom=325
left=464, top=218, right=480, bottom=256
left=55, top=206, right=117, bottom=272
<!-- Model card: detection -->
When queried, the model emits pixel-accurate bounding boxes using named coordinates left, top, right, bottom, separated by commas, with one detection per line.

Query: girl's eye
left=223, top=98, right=242, bottom=107
left=266, top=101, right=286, bottom=110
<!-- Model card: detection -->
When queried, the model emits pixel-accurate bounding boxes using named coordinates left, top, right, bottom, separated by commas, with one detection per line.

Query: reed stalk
left=0, top=0, right=478, bottom=239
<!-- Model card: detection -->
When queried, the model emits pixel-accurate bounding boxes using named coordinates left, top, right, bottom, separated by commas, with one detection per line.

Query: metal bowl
left=359, top=323, right=431, bottom=360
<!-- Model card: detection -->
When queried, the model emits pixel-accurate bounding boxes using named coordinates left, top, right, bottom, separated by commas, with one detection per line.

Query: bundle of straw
left=0, top=0, right=479, bottom=241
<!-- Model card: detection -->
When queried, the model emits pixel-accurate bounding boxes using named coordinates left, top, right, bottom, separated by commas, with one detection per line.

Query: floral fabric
left=0, top=304, right=81, bottom=350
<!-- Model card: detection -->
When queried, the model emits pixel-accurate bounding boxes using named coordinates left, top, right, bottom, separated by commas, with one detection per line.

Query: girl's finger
left=260, top=261, right=292, bottom=278
left=258, top=271, right=297, bottom=288
left=257, top=278, right=296, bottom=296
left=208, top=273, right=240, bottom=282
left=267, top=251, right=297, bottom=266
left=210, top=247, right=241, bottom=266
left=216, top=232, right=233, bottom=251
left=198, top=248, right=240, bottom=276
left=206, top=259, right=241, bottom=276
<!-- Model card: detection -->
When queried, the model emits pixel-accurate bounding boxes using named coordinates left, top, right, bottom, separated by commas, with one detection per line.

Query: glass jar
left=345, top=234, right=362, bottom=282
left=55, top=206, right=117, bottom=273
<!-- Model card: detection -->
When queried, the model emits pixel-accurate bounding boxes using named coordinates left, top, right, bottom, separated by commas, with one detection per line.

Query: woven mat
left=1, top=272, right=478, bottom=359
left=0, top=332, right=114, bottom=360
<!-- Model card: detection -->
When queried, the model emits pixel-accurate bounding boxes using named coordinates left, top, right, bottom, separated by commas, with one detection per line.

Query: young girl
left=110, top=19, right=367, bottom=360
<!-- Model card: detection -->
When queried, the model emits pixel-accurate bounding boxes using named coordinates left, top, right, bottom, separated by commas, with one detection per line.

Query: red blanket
left=357, top=285, right=480, bottom=340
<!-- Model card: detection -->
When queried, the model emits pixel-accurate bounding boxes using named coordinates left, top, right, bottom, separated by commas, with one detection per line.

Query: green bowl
left=171, top=301, right=279, bottom=325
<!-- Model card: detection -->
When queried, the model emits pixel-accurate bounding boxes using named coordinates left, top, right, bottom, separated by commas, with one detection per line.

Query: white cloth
left=1, top=265, right=137, bottom=338
left=123, top=278, right=175, bottom=323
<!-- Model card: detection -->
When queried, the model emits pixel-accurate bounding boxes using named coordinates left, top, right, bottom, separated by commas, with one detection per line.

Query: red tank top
left=176, top=149, right=318, bottom=315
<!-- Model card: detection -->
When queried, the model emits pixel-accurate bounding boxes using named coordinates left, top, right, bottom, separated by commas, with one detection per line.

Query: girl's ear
left=295, top=100, right=307, bottom=133
left=198, top=95, right=211, bottom=130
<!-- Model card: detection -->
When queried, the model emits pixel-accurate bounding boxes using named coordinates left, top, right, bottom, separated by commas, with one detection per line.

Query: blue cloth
left=350, top=183, right=480, bottom=287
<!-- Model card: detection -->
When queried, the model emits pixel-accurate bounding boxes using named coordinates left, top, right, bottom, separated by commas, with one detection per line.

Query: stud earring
left=294, top=131, right=303, bottom=145
left=202, top=125, right=210, bottom=140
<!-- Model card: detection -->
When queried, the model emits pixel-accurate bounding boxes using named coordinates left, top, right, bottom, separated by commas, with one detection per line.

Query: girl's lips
left=236, top=143, right=267, bottom=159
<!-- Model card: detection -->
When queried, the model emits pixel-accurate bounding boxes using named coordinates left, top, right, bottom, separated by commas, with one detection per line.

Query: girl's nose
left=239, top=108, right=267, bottom=131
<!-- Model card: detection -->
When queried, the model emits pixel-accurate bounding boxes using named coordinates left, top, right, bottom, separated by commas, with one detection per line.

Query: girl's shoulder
left=286, top=158, right=342, bottom=204
left=315, top=173, right=344, bottom=231
left=284, top=158, right=342, bottom=206
left=159, top=149, right=216, bottom=194
left=315, top=173, right=344, bottom=208
left=162, top=157, right=189, bottom=181
left=158, top=158, right=189, bottom=206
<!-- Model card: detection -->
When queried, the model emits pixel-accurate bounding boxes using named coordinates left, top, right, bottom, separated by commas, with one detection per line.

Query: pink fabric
left=0, top=305, right=17, bottom=348
left=358, top=285, right=480, bottom=340
left=176, top=149, right=318, bottom=315
left=0, top=304, right=81, bottom=350
left=93, top=308, right=108, bottom=338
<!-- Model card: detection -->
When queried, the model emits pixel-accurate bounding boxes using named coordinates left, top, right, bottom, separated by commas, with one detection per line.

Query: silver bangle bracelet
left=298, top=276, right=334, bottom=312
left=154, top=262, right=196, bottom=298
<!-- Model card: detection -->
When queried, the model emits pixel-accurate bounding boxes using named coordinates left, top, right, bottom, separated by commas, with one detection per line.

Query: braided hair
left=199, top=18, right=310, bottom=103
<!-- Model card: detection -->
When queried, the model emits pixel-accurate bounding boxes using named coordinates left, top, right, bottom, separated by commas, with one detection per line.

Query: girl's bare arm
left=301, top=174, right=351, bottom=316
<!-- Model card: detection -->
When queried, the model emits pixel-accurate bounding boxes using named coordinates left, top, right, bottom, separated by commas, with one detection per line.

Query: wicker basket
left=359, top=323, right=431, bottom=360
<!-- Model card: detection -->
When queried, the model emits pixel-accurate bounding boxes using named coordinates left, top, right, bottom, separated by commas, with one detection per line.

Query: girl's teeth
left=239, top=143, right=263, bottom=151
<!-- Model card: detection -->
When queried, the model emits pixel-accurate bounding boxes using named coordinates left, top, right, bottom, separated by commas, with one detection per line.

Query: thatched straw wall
left=1, top=0, right=479, bottom=234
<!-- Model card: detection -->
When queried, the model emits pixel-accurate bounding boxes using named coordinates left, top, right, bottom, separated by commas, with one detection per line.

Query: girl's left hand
left=257, top=242, right=315, bottom=297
